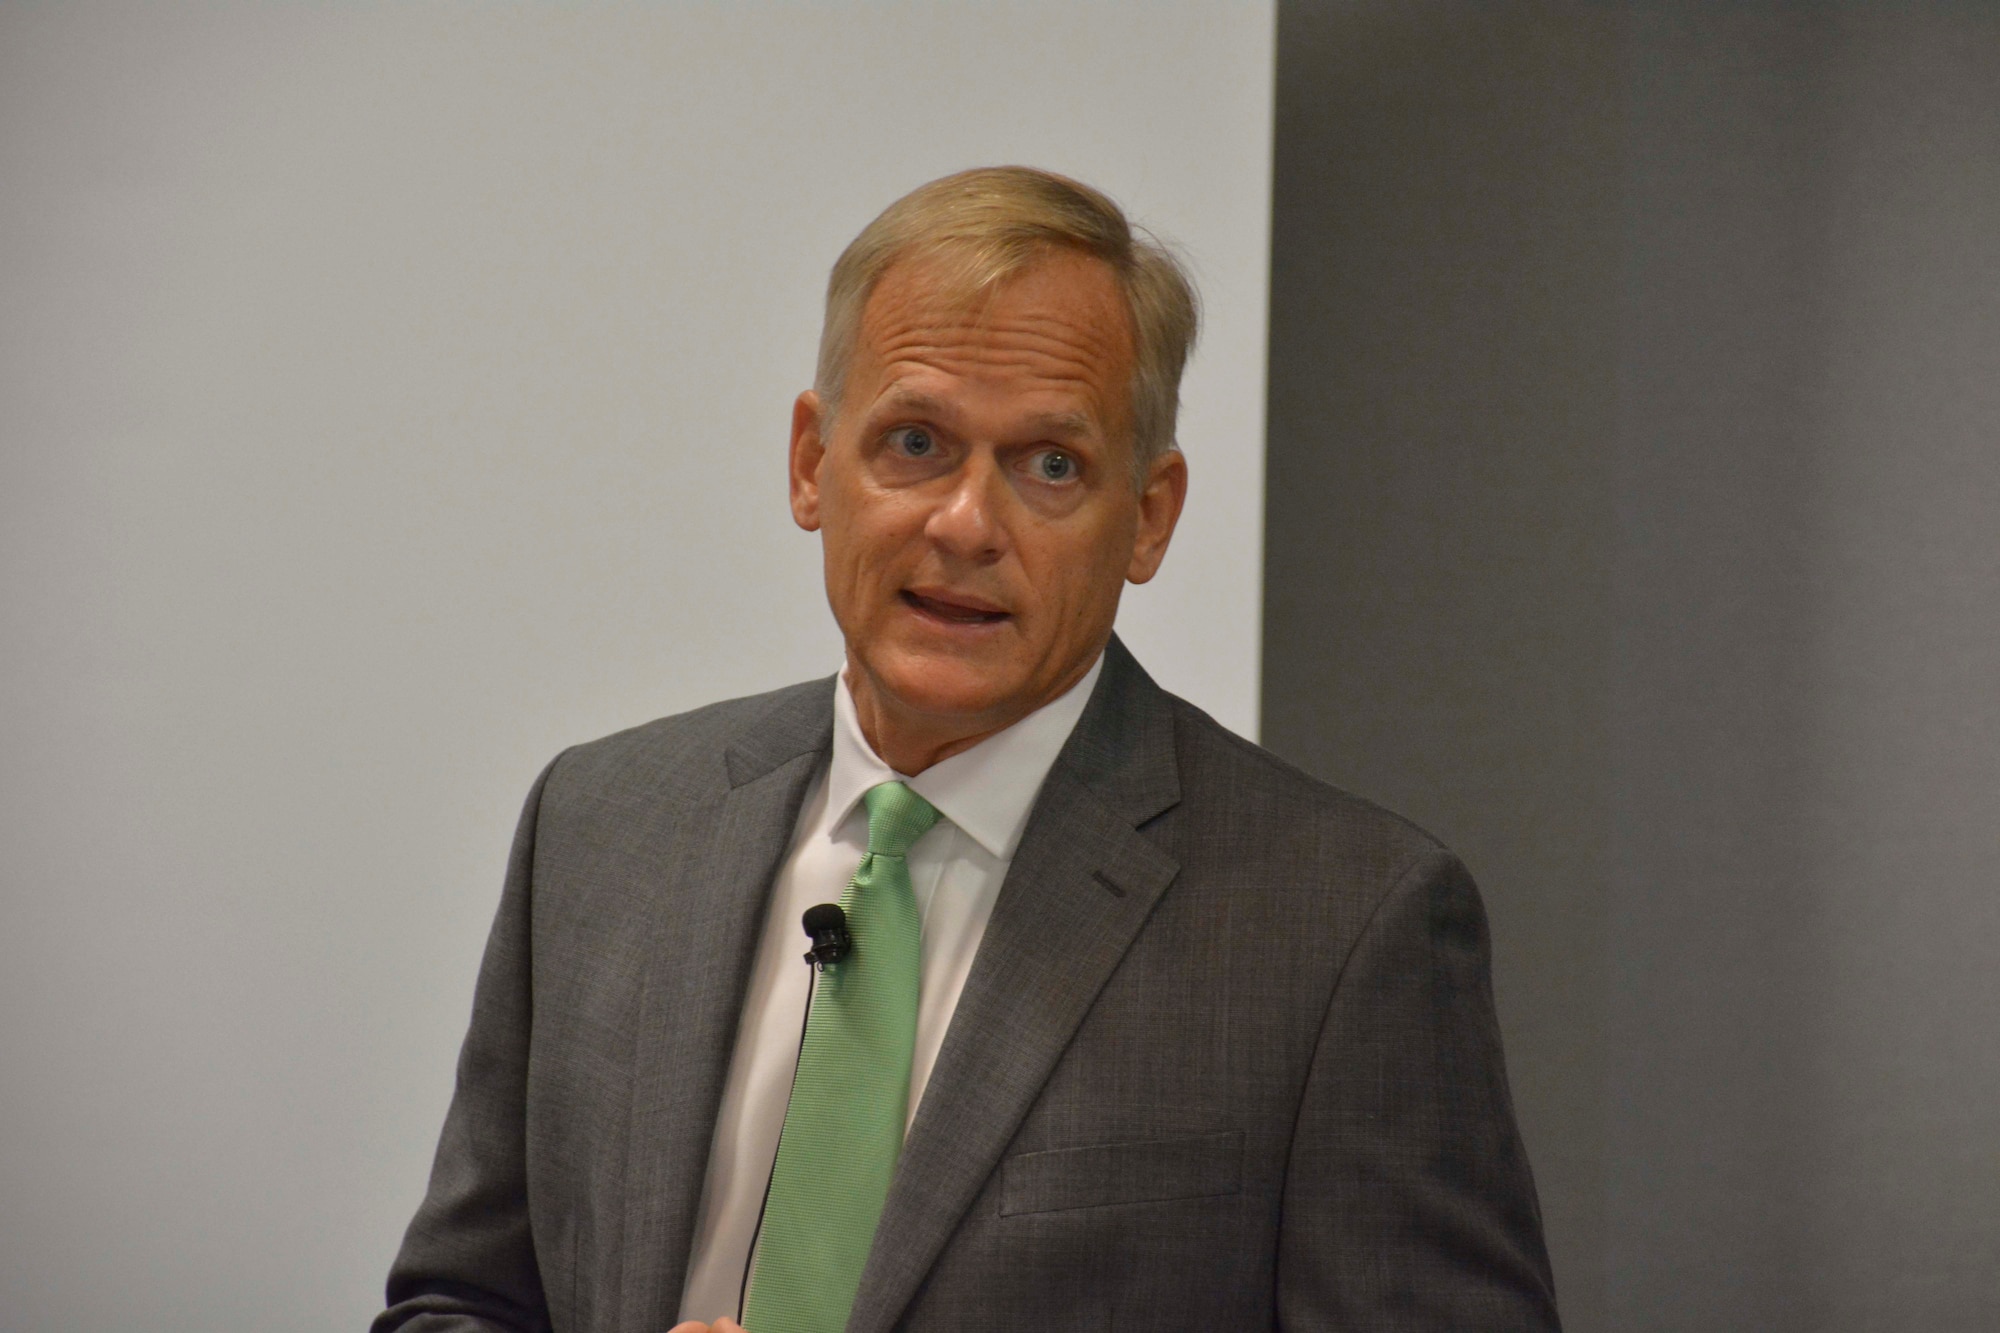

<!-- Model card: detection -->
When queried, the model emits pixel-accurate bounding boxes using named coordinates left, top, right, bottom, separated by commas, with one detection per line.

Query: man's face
left=788, top=249, right=1186, bottom=754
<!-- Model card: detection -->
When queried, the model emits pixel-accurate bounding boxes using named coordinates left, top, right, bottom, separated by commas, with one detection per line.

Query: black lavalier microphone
left=801, top=903, right=851, bottom=970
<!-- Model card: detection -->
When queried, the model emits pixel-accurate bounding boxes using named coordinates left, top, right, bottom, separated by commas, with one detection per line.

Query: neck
left=844, top=655, right=1096, bottom=776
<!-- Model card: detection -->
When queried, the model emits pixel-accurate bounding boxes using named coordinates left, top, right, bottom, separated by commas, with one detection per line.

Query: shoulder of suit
left=536, top=676, right=834, bottom=805
left=1156, top=689, right=1454, bottom=872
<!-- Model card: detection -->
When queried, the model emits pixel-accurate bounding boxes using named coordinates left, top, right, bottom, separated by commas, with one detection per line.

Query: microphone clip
left=801, top=903, right=851, bottom=971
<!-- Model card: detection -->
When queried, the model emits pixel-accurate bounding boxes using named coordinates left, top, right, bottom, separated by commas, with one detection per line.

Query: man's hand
left=668, top=1320, right=746, bottom=1333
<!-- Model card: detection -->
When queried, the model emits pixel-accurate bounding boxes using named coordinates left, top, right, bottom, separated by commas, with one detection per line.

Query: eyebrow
left=872, top=388, right=1096, bottom=440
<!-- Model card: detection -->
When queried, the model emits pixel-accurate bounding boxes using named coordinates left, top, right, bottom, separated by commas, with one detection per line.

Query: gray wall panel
left=1267, top=6, right=1623, bottom=1328
left=1267, top=4, right=2000, bottom=1329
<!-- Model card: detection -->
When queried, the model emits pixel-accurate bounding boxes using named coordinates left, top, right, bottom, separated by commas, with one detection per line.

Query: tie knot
left=863, top=780, right=941, bottom=858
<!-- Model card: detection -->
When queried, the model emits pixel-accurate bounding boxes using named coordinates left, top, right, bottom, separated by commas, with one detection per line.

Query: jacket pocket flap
left=999, top=1130, right=1243, bottom=1216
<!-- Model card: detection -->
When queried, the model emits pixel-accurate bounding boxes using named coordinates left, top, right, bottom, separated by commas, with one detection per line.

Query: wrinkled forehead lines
left=849, top=256, right=1137, bottom=433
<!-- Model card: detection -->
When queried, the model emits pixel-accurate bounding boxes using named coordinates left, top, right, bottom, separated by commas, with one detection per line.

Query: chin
left=866, top=645, right=1024, bottom=727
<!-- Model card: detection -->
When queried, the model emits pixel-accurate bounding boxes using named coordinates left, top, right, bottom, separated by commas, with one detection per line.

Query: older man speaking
left=377, top=167, right=1559, bottom=1333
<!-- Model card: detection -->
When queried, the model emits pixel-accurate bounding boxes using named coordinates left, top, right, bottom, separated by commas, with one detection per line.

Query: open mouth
left=901, top=589, right=1011, bottom=626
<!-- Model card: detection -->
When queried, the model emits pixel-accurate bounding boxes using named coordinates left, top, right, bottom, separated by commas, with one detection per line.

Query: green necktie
left=744, top=780, right=941, bottom=1333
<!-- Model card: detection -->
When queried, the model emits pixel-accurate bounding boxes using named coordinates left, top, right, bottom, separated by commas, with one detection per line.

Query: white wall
left=0, top=4, right=1273, bottom=1328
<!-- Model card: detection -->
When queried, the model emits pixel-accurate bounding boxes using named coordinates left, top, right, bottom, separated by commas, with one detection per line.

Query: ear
left=789, top=391, right=827, bottom=532
left=1126, top=447, right=1188, bottom=585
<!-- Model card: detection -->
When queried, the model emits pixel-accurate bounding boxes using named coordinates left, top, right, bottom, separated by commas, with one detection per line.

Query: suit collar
left=826, top=652, right=1105, bottom=861
left=724, top=674, right=838, bottom=788
left=1054, top=633, right=1183, bottom=829
left=726, top=640, right=1172, bottom=851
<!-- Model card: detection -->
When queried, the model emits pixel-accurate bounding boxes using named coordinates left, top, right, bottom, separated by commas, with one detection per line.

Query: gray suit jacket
left=377, top=638, right=1558, bottom=1332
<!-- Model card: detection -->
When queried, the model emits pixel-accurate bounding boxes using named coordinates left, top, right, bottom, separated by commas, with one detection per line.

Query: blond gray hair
left=814, top=166, right=1200, bottom=477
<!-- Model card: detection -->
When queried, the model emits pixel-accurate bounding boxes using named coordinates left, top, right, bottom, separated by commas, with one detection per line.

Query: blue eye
left=1036, top=450, right=1075, bottom=481
left=896, top=428, right=934, bottom=457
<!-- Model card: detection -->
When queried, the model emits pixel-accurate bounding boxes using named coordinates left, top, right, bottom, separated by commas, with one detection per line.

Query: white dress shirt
left=675, top=654, right=1104, bottom=1325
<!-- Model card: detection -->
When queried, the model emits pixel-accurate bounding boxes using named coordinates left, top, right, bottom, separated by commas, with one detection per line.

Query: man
left=377, top=167, right=1559, bottom=1332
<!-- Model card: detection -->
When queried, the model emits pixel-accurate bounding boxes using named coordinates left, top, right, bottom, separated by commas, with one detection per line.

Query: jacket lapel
left=846, top=638, right=1183, bottom=1333
left=617, top=680, right=835, bottom=1333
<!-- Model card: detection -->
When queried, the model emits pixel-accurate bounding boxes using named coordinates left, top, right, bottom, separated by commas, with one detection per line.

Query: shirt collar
left=825, top=652, right=1104, bottom=861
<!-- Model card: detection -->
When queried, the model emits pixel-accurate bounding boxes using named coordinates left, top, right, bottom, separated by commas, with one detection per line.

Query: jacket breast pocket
left=998, top=1130, right=1243, bottom=1217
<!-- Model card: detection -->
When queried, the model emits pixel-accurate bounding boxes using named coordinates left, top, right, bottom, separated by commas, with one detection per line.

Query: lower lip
left=901, top=591, right=1011, bottom=632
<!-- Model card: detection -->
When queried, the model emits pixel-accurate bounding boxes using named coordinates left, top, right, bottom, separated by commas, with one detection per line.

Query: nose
left=923, top=452, right=1007, bottom=563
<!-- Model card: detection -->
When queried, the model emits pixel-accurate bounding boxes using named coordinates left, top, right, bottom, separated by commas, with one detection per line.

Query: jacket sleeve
left=373, top=758, right=562, bottom=1333
left=1276, top=847, right=1562, bottom=1331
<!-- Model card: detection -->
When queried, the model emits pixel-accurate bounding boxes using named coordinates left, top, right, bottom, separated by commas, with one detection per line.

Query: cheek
left=822, top=490, right=925, bottom=591
left=1026, top=521, right=1131, bottom=620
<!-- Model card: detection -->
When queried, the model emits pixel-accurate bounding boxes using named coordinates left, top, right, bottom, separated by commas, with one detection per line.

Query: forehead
left=851, top=250, right=1136, bottom=426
